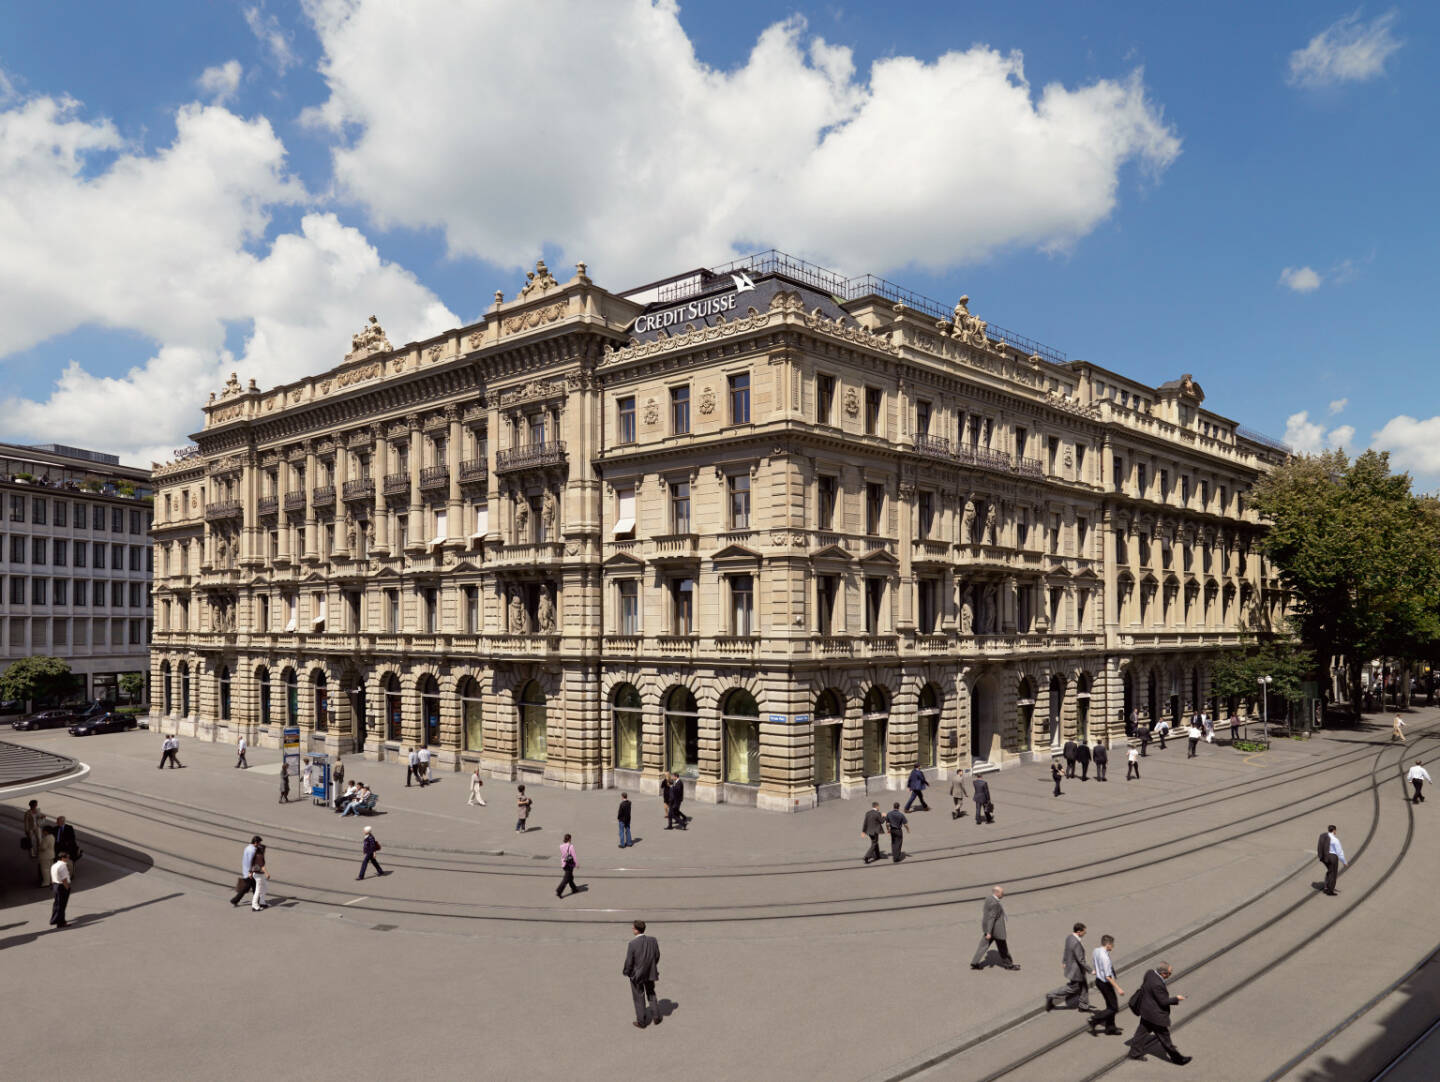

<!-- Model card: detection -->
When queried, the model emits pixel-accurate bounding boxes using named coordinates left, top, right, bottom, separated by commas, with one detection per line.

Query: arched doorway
left=218, top=666, right=232, bottom=721
left=382, top=673, right=402, bottom=742
left=1047, top=674, right=1065, bottom=749
left=612, top=683, right=642, bottom=770
left=664, top=686, right=699, bottom=777
left=1017, top=676, right=1036, bottom=753
left=1122, top=669, right=1135, bottom=732
left=312, top=670, right=329, bottom=732
left=256, top=666, right=271, bottom=726
left=862, top=685, right=889, bottom=777
left=459, top=676, right=483, bottom=752
left=283, top=667, right=299, bottom=726
left=721, top=688, right=760, bottom=784
left=1076, top=673, right=1092, bottom=742
left=518, top=680, right=547, bottom=761
left=917, top=684, right=941, bottom=768
left=420, top=675, right=440, bottom=746
left=971, top=675, right=1000, bottom=762
left=341, top=669, right=365, bottom=752
left=161, top=661, right=172, bottom=715
left=813, top=689, right=844, bottom=785
left=1145, top=671, right=1158, bottom=726
left=179, top=662, right=191, bottom=717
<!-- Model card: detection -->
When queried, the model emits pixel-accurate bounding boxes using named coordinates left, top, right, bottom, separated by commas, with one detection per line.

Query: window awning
left=612, top=517, right=635, bottom=536
left=284, top=618, right=296, bottom=633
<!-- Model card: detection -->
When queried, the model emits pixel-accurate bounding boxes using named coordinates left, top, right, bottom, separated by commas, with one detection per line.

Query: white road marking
left=343, top=896, right=370, bottom=906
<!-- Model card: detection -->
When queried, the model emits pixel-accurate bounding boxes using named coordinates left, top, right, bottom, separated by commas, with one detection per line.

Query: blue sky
left=1, top=1, right=1434, bottom=483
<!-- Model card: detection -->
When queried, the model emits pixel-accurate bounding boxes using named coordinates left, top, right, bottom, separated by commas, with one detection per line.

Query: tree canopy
left=0, top=655, right=74, bottom=705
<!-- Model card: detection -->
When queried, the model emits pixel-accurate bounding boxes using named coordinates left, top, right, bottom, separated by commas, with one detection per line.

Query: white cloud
left=197, top=60, right=243, bottom=105
left=1328, top=397, right=1348, bottom=415
left=1328, top=424, right=1355, bottom=448
left=1288, top=10, right=1402, bottom=88
left=0, top=90, right=457, bottom=462
left=302, top=1, right=1180, bottom=284
left=1372, top=415, right=1440, bottom=479
left=1284, top=410, right=1353, bottom=455
left=245, top=4, right=299, bottom=75
left=1279, top=265, right=1322, bottom=292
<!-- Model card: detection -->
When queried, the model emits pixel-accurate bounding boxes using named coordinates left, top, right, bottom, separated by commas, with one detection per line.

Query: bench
left=354, top=793, right=379, bottom=815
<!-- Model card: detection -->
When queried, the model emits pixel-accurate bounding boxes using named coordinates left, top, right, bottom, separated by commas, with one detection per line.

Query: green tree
left=0, top=655, right=74, bottom=705
left=119, top=672, right=147, bottom=703
left=1251, top=450, right=1440, bottom=713
left=1211, top=639, right=1316, bottom=719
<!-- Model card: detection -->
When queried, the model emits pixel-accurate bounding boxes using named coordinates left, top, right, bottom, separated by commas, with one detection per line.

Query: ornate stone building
left=149, top=252, right=1286, bottom=810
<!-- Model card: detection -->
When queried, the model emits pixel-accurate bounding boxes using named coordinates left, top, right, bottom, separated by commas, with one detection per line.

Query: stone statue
left=983, top=503, right=997, bottom=544
left=959, top=587, right=974, bottom=634
left=538, top=589, right=555, bottom=632
left=515, top=500, right=529, bottom=539
left=508, top=588, right=526, bottom=634
left=951, top=295, right=988, bottom=344
left=363, top=519, right=374, bottom=547
left=962, top=498, right=976, bottom=541
left=979, top=588, right=996, bottom=634
left=215, top=535, right=228, bottom=563
left=345, top=512, right=357, bottom=550
left=541, top=489, right=556, bottom=533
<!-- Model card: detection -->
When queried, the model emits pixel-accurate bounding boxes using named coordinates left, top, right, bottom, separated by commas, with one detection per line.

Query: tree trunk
left=1348, top=657, right=1364, bottom=716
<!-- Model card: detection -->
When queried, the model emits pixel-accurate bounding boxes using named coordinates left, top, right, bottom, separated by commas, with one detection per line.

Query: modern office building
left=0, top=442, right=154, bottom=704
left=148, top=252, right=1286, bottom=810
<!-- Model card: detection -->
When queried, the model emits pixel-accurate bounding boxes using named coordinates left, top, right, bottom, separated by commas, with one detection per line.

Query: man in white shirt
left=406, top=747, right=419, bottom=787
left=1126, top=745, right=1141, bottom=780
left=1317, top=825, right=1346, bottom=896
left=1408, top=761, right=1433, bottom=804
left=1187, top=722, right=1203, bottom=758
left=235, top=734, right=249, bottom=769
left=230, top=835, right=261, bottom=906
left=1088, top=934, right=1125, bottom=1035
left=50, top=852, right=72, bottom=928
left=417, top=745, right=432, bottom=787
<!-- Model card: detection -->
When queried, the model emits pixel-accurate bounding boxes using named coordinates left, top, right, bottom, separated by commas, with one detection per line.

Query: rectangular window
left=1181, top=476, right=1191, bottom=504
left=617, top=395, right=637, bottom=444
left=529, top=415, right=547, bottom=447
left=1048, top=436, right=1059, bottom=475
left=1015, top=427, right=1027, bottom=460
left=33, top=577, right=47, bottom=605
left=9, top=494, right=23, bottom=522
left=33, top=498, right=46, bottom=525
left=729, top=372, right=751, bottom=424
left=613, top=486, right=636, bottom=539
left=10, top=535, right=23, bottom=563
left=112, top=582, right=125, bottom=607
left=472, top=502, right=489, bottom=541
left=396, top=514, right=408, bottom=550
left=130, top=509, right=142, bottom=534
left=1076, top=589, right=1089, bottom=630
left=1113, top=456, right=1124, bottom=488
left=258, top=594, right=269, bottom=631
left=129, top=618, right=142, bottom=644
left=422, top=588, right=436, bottom=634
left=916, top=399, right=931, bottom=437
left=865, top=576, right=884, bottom=634
left=1016, top=507, right=1029, bottom=548
left=917, top=579, right=938, bottom=634
left=464, top=586, right=479, bottom=632
left=112, top=508, right=124, bottom=532
left=94, top=542, right=106, bottom=569
left=816, top=373, right=835, bottom=424
left=1075, top=443, right=1086, bottom=479
left=9, top=576, right=23, bottom=604
left=865, top=482, right=884, bottom=535
left=1077, top=517, right=1088, bottom=556
left=1219, top=485, right=1228, bottom=510
left=53, top=578, right=68, bottom=605
left=129, top=545, right=142, bottom=571
left=53, top=539, right=67, bottom=566
left=32, top=537, right=46, bottom=565
left=918, top=491, right=934, bottom=539
left=670, top=385, right=690, bottom=434
left=1160, top=469, right=1169, bottom=498
left=729, top=574, right=754, bottom=635
left=671, top=577, right=694, bottom=635
left=386, top=589, right=399, bottom=632
left=1200, top=479, right=1210, bottom=507
left=74, top=541, right=86, bottom=568
left=53, top=618, right=68, bottom=646
left=729, top=474, right=751, bottom=530
left=1116, top=531, right=1127, bottom=565
left=670, top=481, right=691, bottom=534
left=864, top=387, right=881, bottom=435
left=617, top=579, right=639, bottom=635
left=54, top=501, right=67, bottom=527
left=129, top=582, right=142, bottom=608
left=1137, top=463, right=1147, bottom=495
left=816, top=574, right=839, bottom=634
left=1051, top=513, right=1061, bottom=553
left=74, top=580, right=87, bottom=607
left=817, top=475, right=837, bottom=530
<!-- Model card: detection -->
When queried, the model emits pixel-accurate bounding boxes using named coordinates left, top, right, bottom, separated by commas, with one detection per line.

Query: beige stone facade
left=149, top=254, right=1286, bottom=810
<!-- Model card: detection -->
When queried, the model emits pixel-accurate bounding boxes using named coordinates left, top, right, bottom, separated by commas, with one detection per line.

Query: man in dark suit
left=1127, top=962, right=1190, bottom=1064
left=1045, top=922, right=1092, bottom=1011
left=885, top=802, right=908, bottom=862
left=1092, top=742, right=1108, bottom=782
left=1076, top=741, right=1092, bottom=781
left=666, top=774, right=687, bottom=830
left=972, top=775, right=993, bottom=824
left=1063, top=739, right=1078, bottom=778
left=861, top=802, right=885, bottom=864
left=904, top=764, right=930, bottom=811
left=53, top=816, right=79, bottom=860
left=970, top=885, right=1019, bottom=970
left=622, top=919, right=661, bottom=1028
left=1317, top=824, right=1345, bottom=895
left=1139, top=723, right=1151, bottom=756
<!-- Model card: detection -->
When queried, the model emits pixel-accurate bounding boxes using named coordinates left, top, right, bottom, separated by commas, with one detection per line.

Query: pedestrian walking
left=1076, top=741, right=1091, bottom=781
left=622, top=920, right=661, bottom=1029
left=973, top=775, right=994, bottom=824
left=1229, top=712, right=1240, bottom=744
left=1051, top=759, right=1064, bottom=797
left=23, top=799, right=43, bottom=859
left=1092, top=742, right=1108, bottom=782
left=1139, top=723, right=1151, bottom=757
left=659, top=774, right=672, bottom=821
left=417, top=745, right=431, bottom=786
left=1408, top=761, right=1432, bottom=803
left=1187, top=722, right=1202, bottom=758
left=1125, top=709, right=1138, bottom=739
left=1202, top=712, right=1215, bottom=743
left=1045, top=922, right=1093, bottom=1012
left=49, top=851, right=72, bottom=929
left=157, top=735, right=172, bottom=769
left=279, top=767, right=290, bottom=804
left=1126, top=963, right=1190, bottom=1065
left=468, top=766, right=487, bottom=807
left=1088, top=935, right=1125, bottom=1035
left=1155, top=718, right=1168, bottom=750
left=665, top=774, right=688, bottom=830
left=970, top=885, right=1019, bottom=970
left=251, top=843, right=270, bottom=910
left=949, top=772, right=968, bottom=819
left=904, top=763, right=931, bottom=811
left=1126, top=746, right=1140, bottom=780
left=169, top=735, right=184, bottom=768
left=406, top=747, right=418, bottom=786
left=885, top=802, right=908, bottom=862
left=37, top=825, right=56, bottom=887
left=1317, top=824, right=1345, bottom=895
left=301, top=758, right=313, bottom=797
left=861, top=802, right=885, bottom=863
left=333, top=757, right=344, bottom=791
left=357, top=825, right=386, bottom=880
left=1063, top=738, right=1078, bottom=779
left=557, top=833, right=579, bottom=898
left=231, top=836, right=261, bottom=906
left=53, top=816, right=79, bottom=861
left=515, top=785, right=533, bottom=832
left=618, top=792, right=633, bottom=848
left=1393, top=715, right=1407, bottom=743
left=235, top=734, right=248, bottom=768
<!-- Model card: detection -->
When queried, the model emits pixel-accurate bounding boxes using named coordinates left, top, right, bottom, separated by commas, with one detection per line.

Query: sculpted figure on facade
left=345, top=512, right=358, bottom=551
left=951, top=295, right=988, bottom=345
left=348, top=315, right=391, bottom=359
left=515, top=499, right=529, bottom=540
left=983, top=502, right=998, bottom=544
left=538, top=588, right=555, bottom=632
left=959, top=586, right=975, bottom=633
left=508, top=587, right=526, bottom=634
left=979, top=586, right=996, bottom=634
left=542, top=489, right=557, bottom=534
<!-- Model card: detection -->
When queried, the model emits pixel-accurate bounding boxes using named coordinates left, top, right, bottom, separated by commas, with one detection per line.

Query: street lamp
left=1257, top=675, right=1273, bottom=744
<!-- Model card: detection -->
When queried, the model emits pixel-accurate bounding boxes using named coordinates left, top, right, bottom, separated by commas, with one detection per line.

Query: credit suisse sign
left=632, top=273, right=755, bottom=335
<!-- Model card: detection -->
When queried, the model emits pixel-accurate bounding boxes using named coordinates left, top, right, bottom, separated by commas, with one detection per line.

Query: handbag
left=563, top=854, right=576, bottom=870
left=1128, top=988, right=1143, bottom=1015
left=20, top=834, right=31, bottom=851
left=235, top=876, right=250, bottom=892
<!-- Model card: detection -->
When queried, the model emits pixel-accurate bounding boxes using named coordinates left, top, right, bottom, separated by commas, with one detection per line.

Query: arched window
left=161, top=660, right=172, bottom=716
left=420, top=675, right=440, bottom=747
left=218, top=665, right=232, bottom=721
left=917, top=684, right=941, bottom=768
left=179, top=661, right=191, bottom=717
left=313, top=670, right=329, bottom=732
left=664, top=686, right=699, bottom=777
left=1017, top=676, right=1035, bottom=753
left=862, top=685, right=889, bottom=777
left=612, top=683, right=642, bottom=770
left=256, top=666, right=271, bottom=726
left=383, top=673, right=402, bottom=742
left=460, top=676, right=484, bottom=751
left=519, top=681, right=547, bottom=761
left=1047, top=674, right=1065, bottom=750
left=721, top=688, right=760, bottom=784
left=971, top=674, right=999, bottom=762
left=283, top=667, right=299, bottom=726
left=813, top=689, right=844, bottom=785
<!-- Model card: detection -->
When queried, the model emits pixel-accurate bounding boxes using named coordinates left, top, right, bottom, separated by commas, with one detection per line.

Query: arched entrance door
left=664, top=687, right=699, bottom=777
left=611, top=683, right=642, bottom=771
left=916, top=684, right=941, bottom=769
left=518, top=681, right=547, bottom=761
left=970, top=675, right=1000, bottom=763
left=813, top=689, right=843, bottom=785
left=420, top=675, right=440, bottom=747
left=1017, top=677, right=1035, bottom=753
left=1048, top=674, right=1065, bottom=749
left=721, top=688, right=760, bottom=784
left=1076, top=673, right=1092, bottom=742
left=862, top=686, right=889, bottom=777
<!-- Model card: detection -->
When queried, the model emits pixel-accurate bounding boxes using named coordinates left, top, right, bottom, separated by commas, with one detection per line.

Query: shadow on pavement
left=0, top=891, right=183, bottom=950
left=0, top=810, right=155, bottom=909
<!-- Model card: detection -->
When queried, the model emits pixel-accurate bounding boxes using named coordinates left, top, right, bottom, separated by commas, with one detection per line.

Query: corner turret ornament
left=518, top=258, right=560, bottom=299
left=347, top=315, right=391, bottom=361
left=219, top=371, right=244, bottom=398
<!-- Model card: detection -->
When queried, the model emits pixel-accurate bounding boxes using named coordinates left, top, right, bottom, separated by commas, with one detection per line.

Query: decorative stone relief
left=517, top=259, right=560, bottom=299
left=643, top=398, right=659, bottom=426
left=347, top=315, right=391, bottom=361
left=843, top=387, right=860, bottom=417
left=503, top=298, right=569, bottom=334
left=698, top=387, right=716, bottom=415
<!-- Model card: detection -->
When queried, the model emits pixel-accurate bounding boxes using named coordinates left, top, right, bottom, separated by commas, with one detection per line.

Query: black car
left=69, top=713, right=138, bottom=736
left=13, top=709, right=76, bottom=731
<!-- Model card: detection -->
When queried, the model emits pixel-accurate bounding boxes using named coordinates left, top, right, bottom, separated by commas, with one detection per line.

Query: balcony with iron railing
left=913, top=433, right=952, bottom=459
left=383, top=472, right=409, bottom=496
left=342, top=478, right=374, bottom=502
left=257, top=495, right=278, bottom=515
left=283, top=491, right=306, bottom=512
left=495, top=442, right=567, bottom=473
left=458, top=458, right=488, bottom=484
left=953, top=446, right=1014, bottom=472
left=419, top=465, right=449, bottom=490
left=203, top=500, right=242, bottom=521
left=311, top=485, right=335, bottom=508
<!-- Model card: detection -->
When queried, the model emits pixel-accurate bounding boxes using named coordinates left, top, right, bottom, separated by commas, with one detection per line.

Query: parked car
left=1, top=699, right=26, bottom=717
left=13, top=709, right=77, bottom=731
left=68, top=713, right=138, bottom=736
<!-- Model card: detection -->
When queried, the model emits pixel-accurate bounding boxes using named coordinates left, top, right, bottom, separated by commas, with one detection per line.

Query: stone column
left=372, top=428, right=389, bottom=553
left=277, top=460, right=292, bottom=564
left=303, top=442, right=318, bottom=561
left=334, top=441, right=350, bottom=559
left=446, top=406, right=462, bottom=542
left=897, top=480, right=914, bottom=631
left=407, top=415, right=422, bottom=546
left=1002, top=575, right=1018, bottom=633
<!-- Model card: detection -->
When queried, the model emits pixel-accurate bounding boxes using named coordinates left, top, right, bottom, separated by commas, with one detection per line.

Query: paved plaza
left=4, top=715, right=1439, bottom=1082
